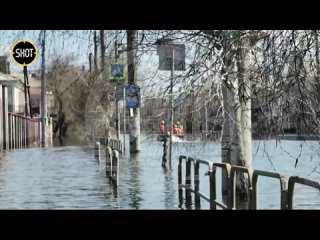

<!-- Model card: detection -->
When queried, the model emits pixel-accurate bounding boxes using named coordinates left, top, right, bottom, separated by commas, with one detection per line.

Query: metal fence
left=92, top=137, right=122, bottom=186
left=7, top=113, right=41, bottom=150
left=99, top=137, right=123, bottom=153
left=178, top=155, right=320, bottom=210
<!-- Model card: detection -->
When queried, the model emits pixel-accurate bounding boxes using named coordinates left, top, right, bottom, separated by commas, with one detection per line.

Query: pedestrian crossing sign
left=109, top=62, right=126, bottom=81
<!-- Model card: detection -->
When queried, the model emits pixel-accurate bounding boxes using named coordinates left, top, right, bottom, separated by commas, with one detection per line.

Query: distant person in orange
left=176, top=121, right=184, bottom=137
left=173, top=124, right=179, bottom=136
left=159, top=120, right=165, bottom=134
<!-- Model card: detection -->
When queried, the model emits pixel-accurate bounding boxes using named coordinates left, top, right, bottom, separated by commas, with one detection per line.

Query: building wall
left=30, top=88, right=41, bottom=115
left=14, top=87, right=24, bottom=113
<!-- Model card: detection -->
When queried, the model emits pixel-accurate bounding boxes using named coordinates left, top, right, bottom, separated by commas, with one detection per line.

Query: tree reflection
left=128, top=153, right=142, bottom=209
left=162, top=166, right=176, bottom=209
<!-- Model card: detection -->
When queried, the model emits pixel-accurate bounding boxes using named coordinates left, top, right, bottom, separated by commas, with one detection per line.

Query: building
left=10, top=72, right=41, bottom=115
left=0, top=56, right=25, bottom=114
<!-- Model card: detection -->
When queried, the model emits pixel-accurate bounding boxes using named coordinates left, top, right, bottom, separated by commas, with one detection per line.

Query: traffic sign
left=156, top=43, right=185, bottom=71
left=11, top=40, right=38, bottom=67
left=109, top=62, right=126, bottom=81
left=125, top=84, right=140, bottom=109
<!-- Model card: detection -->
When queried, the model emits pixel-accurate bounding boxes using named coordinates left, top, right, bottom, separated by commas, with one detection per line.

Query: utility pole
left=41, top=30, right=46, bottom=147
left=94, top=31, right=98, bottom=74
left=100, top=30, right=105, bottom=72
left=23, top=66, right=29, bottom=116
left=168, top=46, right=174, bottom=168
left=127, top=30, right=140, bottom=153
left=89, top=53, right=92, bottom=74
left=115, top=34, right=121, bottom=140
left=123, top=87, right=126, bottom=153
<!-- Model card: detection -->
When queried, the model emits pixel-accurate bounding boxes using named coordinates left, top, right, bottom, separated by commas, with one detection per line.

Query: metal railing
left=252, top=170, right=288, bottom=210
left=98, top=137, right=123, bottom=153
left=211, top=162, right=232, bottom=209
left=178, top=155, right=320, bottom=210
left=7, top=113, right=41, bottom=150
left=93, top=137, right=122, bottom=186
left=94, top=142, right=101, bottom=162
left=105, top=146, right=120, bottom=186
left=287, top=176, right=320, bottom=210
left=178, top=156, right=215, bottom=209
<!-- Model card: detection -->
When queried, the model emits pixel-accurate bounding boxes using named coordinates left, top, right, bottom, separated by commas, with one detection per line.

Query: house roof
left=11, top=73, right=41, bottom=88
left=0, top=72, right=21, bottom=82
left=0, top=72, right=41, bottom=92
left=0, top=72, right=23, bottom=90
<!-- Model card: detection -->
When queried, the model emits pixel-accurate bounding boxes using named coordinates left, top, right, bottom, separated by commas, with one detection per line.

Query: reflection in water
left=178, top=189, right=183, bottom=209
left=112, top=185, right=118, bottom=198
left=127, top=153, right=142, bottom=209
left=0, top=136, right=319, bottom=209
left=58, top=136, right=63, bottom=145
left=0, top=146, right=118, bottom=209
left=185, top=189, right=193, bottom=210
left=162, top=166, right=175, bottom=209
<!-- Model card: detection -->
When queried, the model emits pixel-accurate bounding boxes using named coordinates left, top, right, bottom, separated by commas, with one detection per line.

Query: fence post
left=95, top=141, right=101, bottom=162
left=17, top=118, right=19, bottom=148
left=280, top=176, right=288, bottom=210
left=0, top=85, right=2, bottom=152
left=8, top=114, right=11, bottom=149
left=26, top=119, right=29, bottom=147
left=14, top=116, right=16, bottom=149
left=229, top=169, right=236, bottom=210
left=194, top=160, right=201, bottom=209
left=185, top=158, right=193, bottom=209
left=178, top=156, right=184, bottom=208
left=161, top=135, right=168, bottom=166
left=209, top=166, right=216, bottom=210
left=112, top=150, right=119, bottom=185
left=19, top=117, right=22, bottom=148
left=106, top=146, right=112, bottom=177
left=18, top=117, right=20, bottom=148
left=2, top=86, right=9, bottom=150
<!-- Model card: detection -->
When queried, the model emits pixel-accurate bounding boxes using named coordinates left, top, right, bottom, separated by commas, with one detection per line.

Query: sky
left=0, top=30, right=196, bottom=98
left=0, top=30, right=92, bottom=73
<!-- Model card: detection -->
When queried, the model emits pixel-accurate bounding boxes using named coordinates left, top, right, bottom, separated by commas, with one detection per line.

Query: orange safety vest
left=159, top=124, right=165, bottom=133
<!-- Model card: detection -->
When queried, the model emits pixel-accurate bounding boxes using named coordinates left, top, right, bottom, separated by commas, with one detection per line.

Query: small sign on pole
left=125, top=84, right=140, bottom=109
left=11, top=40, right=38, bottom=67
left=109, top=62, right=126, bottom=81
left=156, top=42, right=186, bottom=71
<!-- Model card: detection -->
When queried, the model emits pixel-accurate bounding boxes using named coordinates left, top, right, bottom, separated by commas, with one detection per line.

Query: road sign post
left=155, top=39, right=186, bottom=168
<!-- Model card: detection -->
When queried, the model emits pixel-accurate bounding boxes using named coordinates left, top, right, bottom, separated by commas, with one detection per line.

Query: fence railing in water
left=99, top=137, right=123, bottom=153
left=1, top=113, right=41, bottom=150
left=178, top=155, right=320, bottom=210
left=92, top=137, right=122, bottom=186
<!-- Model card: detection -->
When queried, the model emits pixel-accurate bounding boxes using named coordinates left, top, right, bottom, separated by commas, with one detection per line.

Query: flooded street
left=0, top=135, right=319, bottom=209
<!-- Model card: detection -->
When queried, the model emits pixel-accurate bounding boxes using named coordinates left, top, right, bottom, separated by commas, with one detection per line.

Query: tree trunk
left=94, top=31, right=98, bottom=74
left=221, top=78, right=234, bottom=195
left=314, top=30, right=319, bottom=80
left=236, top=35, right=253, bottom=202
left=127, top=30, right=141, bottom=153
left=220, top=32, right=255, bottom=206
left=100, top=30, right=105, bottom=72
left=220, top=33, right=237, bottom=198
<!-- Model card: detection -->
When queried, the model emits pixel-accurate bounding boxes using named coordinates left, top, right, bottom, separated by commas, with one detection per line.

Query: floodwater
left=0, top=134, right=319, bottom=209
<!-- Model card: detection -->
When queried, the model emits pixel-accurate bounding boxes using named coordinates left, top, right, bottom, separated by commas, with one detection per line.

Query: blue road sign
left=109, top=63, right=126, bottom=81
left=125, top=84, right=140, bottom=109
